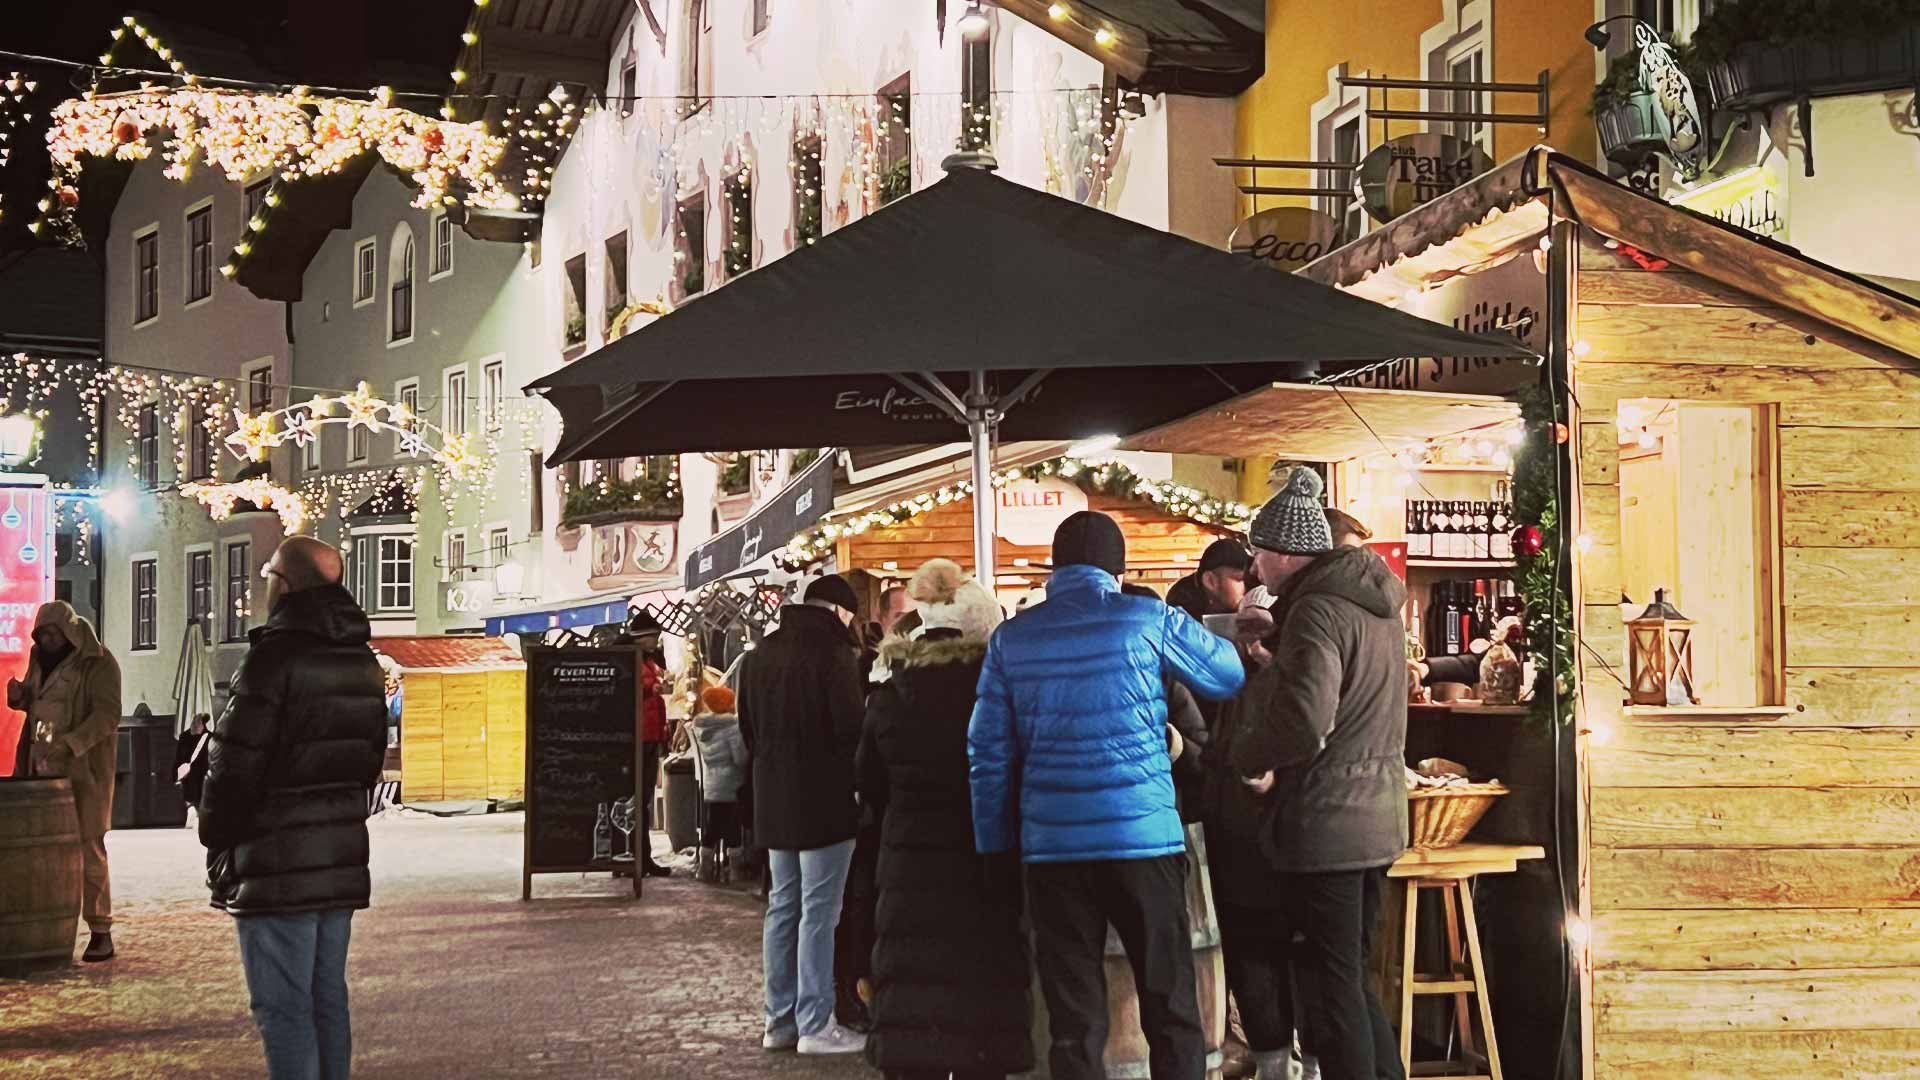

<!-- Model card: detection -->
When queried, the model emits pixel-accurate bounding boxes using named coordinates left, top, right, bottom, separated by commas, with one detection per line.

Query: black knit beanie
left=1051, top=510, right=1127, bottom=578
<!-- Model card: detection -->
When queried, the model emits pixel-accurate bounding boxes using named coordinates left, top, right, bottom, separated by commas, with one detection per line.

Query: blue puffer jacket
left=969, top=564, right=1246, bottom=863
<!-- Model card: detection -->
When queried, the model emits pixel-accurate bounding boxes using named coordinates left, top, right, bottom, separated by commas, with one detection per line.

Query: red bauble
left=113, top=117, right=141, bottom=145
left=1552, top=422, right=1570, bottom=444
left=1512, top=524, right=1545, bottom=557
left=56, top=186, right=79, bottom=209
left=421, top=126, right=445, bottom=152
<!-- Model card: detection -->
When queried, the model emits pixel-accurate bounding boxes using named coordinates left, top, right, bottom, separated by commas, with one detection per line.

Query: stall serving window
left=1616, top=399, right=1783, bottom=706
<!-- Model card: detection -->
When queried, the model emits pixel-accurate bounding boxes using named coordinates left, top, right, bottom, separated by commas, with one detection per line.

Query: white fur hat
left=908, top=558, right=1002, bottom=640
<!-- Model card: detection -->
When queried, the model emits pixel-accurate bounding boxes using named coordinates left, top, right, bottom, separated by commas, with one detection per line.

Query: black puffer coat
left=859, top=631, right=1033, bottom=1075
left=200, top=584, right=387, bottom=914
left=737, top=603, right=865, bottom=851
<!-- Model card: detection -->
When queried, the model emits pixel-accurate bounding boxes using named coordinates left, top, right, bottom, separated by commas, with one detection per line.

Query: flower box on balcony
left=561, top=474, right=683, bottom=528
left=1707, top=27, right=1920, bottom=110
left=1595, top=90, right=1672, bottom=166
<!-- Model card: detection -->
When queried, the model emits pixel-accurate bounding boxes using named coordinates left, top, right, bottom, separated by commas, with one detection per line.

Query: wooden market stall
left=1183, top=146, right=1920, bottom=1079
left=370, top=636, right=528, bottom=804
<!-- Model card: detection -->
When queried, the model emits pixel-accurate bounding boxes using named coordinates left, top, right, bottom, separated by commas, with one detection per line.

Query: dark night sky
left=1, top=0, right=474, bottom=252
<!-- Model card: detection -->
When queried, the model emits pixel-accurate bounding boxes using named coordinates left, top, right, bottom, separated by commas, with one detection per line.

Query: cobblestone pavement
left=0, top=812, right=872, bottom=1079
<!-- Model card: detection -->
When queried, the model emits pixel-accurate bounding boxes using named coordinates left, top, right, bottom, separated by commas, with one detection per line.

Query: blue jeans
left=764, top=838, right=856, bottom=1038
left=235, top=909, right=355, bottom=1080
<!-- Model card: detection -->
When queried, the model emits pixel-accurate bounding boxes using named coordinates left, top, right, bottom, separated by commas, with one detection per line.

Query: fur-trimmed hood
left=870, top=630, right=987, bottom=683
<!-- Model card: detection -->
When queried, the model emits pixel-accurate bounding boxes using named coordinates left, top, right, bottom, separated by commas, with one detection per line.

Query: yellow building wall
left=1235, top=0, right=1597, bottom=218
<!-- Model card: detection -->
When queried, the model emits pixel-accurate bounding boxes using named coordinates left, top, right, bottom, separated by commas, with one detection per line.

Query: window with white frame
left=395, top=379, right=421, bottom=454
left=245, top=361, right=273, bottom=413
left=1312, top=65, right=1370, bottom=246
left=188, top=405, right=214, bottom=480
left=132, top=557, right=158, bottom=650
left=483, top=360, right=504, bottom=431
left=488, top=526, right=510, bottom=569
left=244, top=178, right=271, bottom=227
left=349, top=421, right=369, bottom=463
left=619, top=56, right=637, bottom=117
left=1331, top=117, right=1365, bottom=243
left=187, top=549, right=213, bottom=643
left=1422, top=2, right=1493, bottom=156
left=431, top=211, right=453, bottom=278
left=138, top=403, right=161, bottom=488
left=389, top=228, right=415, bottom=343
left=353, top=238, right=376, bottom=306
left=185, top=202, right=214, bottom=304
left=444, top=366, right=468, bottom=436
left=290, top=405, right=320, bottom=471
left=224, top=540, right=251, bottom=642
left=134, top=227, right=160, bottom=324
left=349, top=531, right=416, bottom=614
left=378, top=535, right=414, bottom=611
left=445, top=529, right=468, bottom=582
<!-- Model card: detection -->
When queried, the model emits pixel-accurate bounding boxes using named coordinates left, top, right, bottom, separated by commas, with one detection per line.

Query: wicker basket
left=1407, top=783, right=1509, bottom=850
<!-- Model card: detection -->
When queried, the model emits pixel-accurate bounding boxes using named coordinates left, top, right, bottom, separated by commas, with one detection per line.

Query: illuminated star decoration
left=228, top=411, right=278, bottom=461
left=341, top=381, right=382, bottom=430
left=284, top=410, right=322, bottom=447
left=305, top=393, right=336, bottom=418
left=432, top=432, right=475, bottom=481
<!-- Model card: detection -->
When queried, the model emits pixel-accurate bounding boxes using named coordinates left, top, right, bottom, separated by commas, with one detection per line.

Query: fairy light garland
left=773, top=456, right=1253, bottom=569
left=0, top=72, right=38, bottom=225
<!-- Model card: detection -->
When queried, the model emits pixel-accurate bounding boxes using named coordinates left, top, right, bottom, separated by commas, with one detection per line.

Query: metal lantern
left=1627, top=587, right=1698, bottom=706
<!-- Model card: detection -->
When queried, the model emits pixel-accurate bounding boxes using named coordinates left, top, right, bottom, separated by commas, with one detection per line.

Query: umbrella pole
left=967, top=370, right=997, bottom=583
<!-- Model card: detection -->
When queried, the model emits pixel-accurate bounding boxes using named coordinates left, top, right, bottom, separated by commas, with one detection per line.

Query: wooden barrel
left=0, top=777, right=84, bottom=972
left=1021, top=824, right=1227, bottom=1079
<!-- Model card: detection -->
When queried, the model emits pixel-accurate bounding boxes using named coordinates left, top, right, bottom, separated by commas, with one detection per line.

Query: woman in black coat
left=858, top=560, right=1031, bottom=1080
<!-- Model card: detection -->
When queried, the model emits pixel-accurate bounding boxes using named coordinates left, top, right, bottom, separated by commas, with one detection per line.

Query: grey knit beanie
left=1250, top=466, right=1333, bottom=554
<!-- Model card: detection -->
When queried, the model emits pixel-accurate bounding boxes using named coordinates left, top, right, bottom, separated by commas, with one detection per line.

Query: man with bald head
left=201, top=535, right=387, bottom=1079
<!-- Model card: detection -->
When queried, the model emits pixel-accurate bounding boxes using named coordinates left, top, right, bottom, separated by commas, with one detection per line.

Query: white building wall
left=534, top=0, right=1233, bottom=608
left=100, top=161, right=289, bottom=716
left=289, top=169, right=547, bottom=636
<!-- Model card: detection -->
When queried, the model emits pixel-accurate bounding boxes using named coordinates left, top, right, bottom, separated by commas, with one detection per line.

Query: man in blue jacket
left=970, top=510, right=1246, bottom=1080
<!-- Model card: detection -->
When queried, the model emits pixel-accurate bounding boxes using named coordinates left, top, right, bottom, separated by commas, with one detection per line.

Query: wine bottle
left=1490, top=499, right=1512, bottom=560
left=1407, top=500, right=1430, bottom=557
left=593, top=802, right=613, bottom=861
left=1431, top=503, right=1451, bottom=558
left=1441, top=583, right=1464, bottom=654
left=1471, top=502, right=1491, bottom=559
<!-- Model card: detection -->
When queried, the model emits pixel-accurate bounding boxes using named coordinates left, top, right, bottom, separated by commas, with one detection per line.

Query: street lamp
left=958, top=3, right=989, bottom=38
left=0, top=413, right=38, bottom=469
left=494, top=558, right=526, bottom=597
left=1583, top=14, right=1648, bottom=50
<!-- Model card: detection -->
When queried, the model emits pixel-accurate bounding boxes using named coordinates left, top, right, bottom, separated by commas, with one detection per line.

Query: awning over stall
left=1121, top=383, right=1521, bottom=459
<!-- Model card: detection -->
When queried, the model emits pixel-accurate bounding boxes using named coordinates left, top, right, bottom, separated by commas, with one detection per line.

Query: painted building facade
left=523, top=0, right=1250, bottom=614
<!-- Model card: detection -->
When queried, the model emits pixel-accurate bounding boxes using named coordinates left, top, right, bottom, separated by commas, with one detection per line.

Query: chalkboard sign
left=522, top=646, right=642, bottom=899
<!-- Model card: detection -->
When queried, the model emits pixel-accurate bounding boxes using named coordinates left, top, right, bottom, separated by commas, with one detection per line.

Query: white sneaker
left=761, top=1027, right=798, bottom=1051
left=795, top=1022, right=867, bottom=1055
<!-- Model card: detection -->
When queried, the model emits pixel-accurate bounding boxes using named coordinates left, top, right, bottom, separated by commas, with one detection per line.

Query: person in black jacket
left=860, top=559, right=1031, bottom=1080
left=200, top=536, right=387, bottom=1080
left=1164, top=538, right=1251, bottom=623
left=737, top=574, right=869, bottom=1057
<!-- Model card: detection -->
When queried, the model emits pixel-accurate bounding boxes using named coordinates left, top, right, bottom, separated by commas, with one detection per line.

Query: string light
left=773, top=456, right=1252, bottom=570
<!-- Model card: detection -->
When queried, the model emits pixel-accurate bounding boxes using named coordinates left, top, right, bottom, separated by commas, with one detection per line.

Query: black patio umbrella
left=529, top=153, right=1532, bottom=576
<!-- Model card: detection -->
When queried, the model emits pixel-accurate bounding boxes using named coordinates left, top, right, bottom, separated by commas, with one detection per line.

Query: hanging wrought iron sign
left=1227, top=206, right=1343, bottom=272
left=1355, top=133, right=1493, bottom=225
left=1632, top=21, right=1706, bottom=181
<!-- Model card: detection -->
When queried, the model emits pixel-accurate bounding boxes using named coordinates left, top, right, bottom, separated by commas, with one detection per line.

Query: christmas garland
left=775, top=456, right=1253, bottom=569
left=1511, top=383, right=1576, bottom=726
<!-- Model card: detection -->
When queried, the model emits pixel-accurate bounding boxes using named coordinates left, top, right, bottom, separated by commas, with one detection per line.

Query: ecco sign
left=1229, top=207, right=1343, bottom=272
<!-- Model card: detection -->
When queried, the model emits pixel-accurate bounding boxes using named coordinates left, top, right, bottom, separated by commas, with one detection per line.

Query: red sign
left=1368, top=541, right=1408, bottom=582
left=0, top=481, right=56, bottom=776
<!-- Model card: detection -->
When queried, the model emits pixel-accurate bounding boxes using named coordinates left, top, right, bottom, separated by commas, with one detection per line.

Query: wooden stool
left=1388, top=843, right=1545, bottom=1080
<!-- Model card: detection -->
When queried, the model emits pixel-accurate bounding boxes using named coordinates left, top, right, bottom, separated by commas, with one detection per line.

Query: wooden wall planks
left=1593, top=848, right=1920, bottom=909
left=1594, top=1029, right=1920, bottom=1080
left=1592, top=787, right=1920, bottom=848
left=1574, top=223, right=1920, bottom=1080
left=1593, top=908, right=1920, bottom=971
left=1591, top=725, right=1920, bottom=788
left=1594, top=967, right=1920, bottom=1032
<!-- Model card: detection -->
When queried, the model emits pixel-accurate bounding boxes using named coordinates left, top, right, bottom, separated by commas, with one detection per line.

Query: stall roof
left=370, top=635, right=523, bottom=672
left=1120, top=383, right=1519, bottom=460
left=1299, top=146, right=1920, bottom=365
